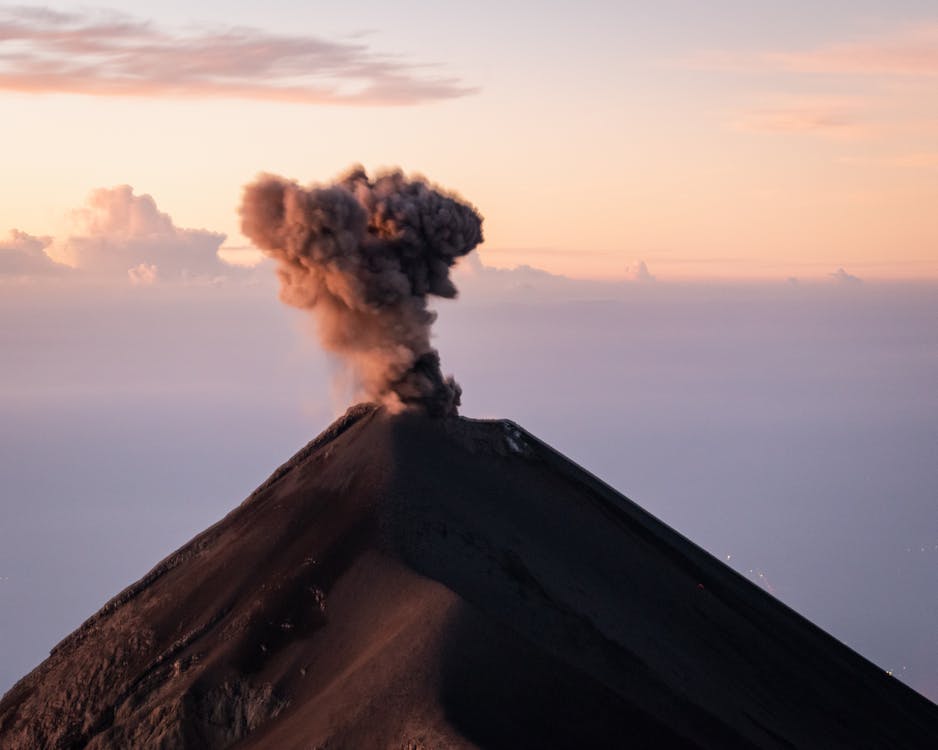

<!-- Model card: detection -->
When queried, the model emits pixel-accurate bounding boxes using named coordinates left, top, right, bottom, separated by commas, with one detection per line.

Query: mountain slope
left=1, top=404, right=936, bottom=749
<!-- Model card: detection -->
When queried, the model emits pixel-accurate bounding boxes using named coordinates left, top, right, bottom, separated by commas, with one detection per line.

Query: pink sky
left=1, top=3, right=936, bottom=281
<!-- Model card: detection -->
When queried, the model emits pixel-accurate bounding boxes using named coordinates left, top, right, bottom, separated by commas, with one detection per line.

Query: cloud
left=830, top=267, right=862, bottom=284
left=453, top=253, right=663, bottom=299
left=734, top=97, right=867, bottom=136
left=240, top=167, right=483, bottom=416
left=884, top=153, right=938, bottom=169
left=630, top=260, right=656, bottom=282
left=691, top=24, right=938, bottom=79
left=127, top=263, right=158, bottom=286
left=768, top=24, right=938, bottom=77
left=0, top=7, right=474, bottom=105
left=454, top=252, right=579, bottom=295
left=691, top=25, right=938, bottom=138
left=0, top=229, right=68, bottom=277
left=51, top=185, right=230, bottom=282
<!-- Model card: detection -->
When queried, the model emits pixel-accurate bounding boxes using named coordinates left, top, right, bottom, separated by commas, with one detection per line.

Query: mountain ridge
left=2, top=404, right=936, bottom=749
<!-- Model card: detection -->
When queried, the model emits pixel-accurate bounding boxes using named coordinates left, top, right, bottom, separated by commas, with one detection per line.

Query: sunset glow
left=1, top=2, right=935, bottom=282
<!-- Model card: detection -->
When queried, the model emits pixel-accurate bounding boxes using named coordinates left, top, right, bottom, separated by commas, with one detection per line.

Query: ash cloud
left=240, top=167, right=483, bottom=416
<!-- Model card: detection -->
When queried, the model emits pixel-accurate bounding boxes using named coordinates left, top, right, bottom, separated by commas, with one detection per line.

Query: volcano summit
left=1, top=404, right=936, bottom=748
left=240, top=167, right=483, bottom=417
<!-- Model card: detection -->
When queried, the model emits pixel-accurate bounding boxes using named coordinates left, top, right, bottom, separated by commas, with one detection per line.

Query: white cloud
left=630, top=260, right=656, bottom=282
left=0, top=229, right=69, bottom=277
left=830, top=267, right=862, bottom=284
left=50, top=186, right=230, bottom=282
left=128, top=263, right=159, bottom=286
left=452, top=251, right=585, bottom=297
left=0, top=6, right=474, bottom=106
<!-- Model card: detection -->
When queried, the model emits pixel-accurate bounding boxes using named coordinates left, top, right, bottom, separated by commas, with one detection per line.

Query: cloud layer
left=735, top=97, right=866, bottom=136
left=52, top=185, right=229, bottom=281
left=694, top=23, right=938, bottom=140
left=0, top=7, right=474, bottom=105
left=830, top=267, right=862, bottom=284
left=0, top=229, right=67, bottom=277
left=769, top=24, right=938, bottom=77
left=2, top=186, right=235, bottom=283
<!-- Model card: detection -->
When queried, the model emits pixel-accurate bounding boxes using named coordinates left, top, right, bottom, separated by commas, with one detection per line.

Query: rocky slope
left=2, top=404, right=936, bottom=748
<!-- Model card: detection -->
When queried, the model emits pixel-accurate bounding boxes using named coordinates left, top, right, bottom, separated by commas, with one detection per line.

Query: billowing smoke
left=240, top=166, right=483, bottom=417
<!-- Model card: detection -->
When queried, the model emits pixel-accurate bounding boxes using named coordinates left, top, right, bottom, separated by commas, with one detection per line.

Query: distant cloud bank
left=0, top=187, right=887, bottom=288
left=0, top=6, right=474, bottom=105
left=0, top=229, right=68, bottom=277
left=2, top=186, right=236, bottom=284
left=630, top=260, right=656, bottom=282
left=830, top=267, right=862, bottom=284
left=52, top=185, right=229, bottom=282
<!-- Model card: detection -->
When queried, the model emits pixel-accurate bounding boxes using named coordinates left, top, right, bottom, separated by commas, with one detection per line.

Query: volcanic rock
left=1, top=405, right=936, bottom=748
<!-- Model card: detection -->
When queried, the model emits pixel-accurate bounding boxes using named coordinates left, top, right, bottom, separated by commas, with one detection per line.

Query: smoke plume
left=240, top=167, right=483, bottom=417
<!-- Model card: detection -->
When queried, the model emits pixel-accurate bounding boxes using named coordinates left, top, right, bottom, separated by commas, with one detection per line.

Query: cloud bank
left=694, top=23, right=938, bottom=79
left=830, top=267, right=862, bottom=284
left=695, top=23, right=938, bottom=140
left=0, top=229, right=68, bottom=277
left=3, top=186, right=235, bottom=283
left=52, top=185, right=229, bottom=281
left=0, top=7, right=474, bottom=105
left=630, top=260, right=656, bottom=282
left=735, top=97, right=866, bottom=136
left=769, top=24, right=938, bottom=77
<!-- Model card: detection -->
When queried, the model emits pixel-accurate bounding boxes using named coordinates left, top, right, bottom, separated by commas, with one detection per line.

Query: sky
left=1, top=0, right=937, bottom=279
left=0, top=0, right=936, bottom=705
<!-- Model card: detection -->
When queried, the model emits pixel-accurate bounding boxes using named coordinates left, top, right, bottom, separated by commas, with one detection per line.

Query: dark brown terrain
left=1, top=404, right=936, bottom=748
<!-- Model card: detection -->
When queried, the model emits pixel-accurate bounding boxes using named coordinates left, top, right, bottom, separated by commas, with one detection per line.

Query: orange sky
left=1, top=3, right=936, bottom=281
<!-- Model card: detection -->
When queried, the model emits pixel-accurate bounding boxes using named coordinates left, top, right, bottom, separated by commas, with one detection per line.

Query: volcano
left=1, top=405, right=936, bottom=748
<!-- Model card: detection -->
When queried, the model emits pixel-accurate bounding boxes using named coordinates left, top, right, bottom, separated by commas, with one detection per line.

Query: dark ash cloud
left=0, top=7, right=475, bottom=105
left=240, top=166, right=483, bottom=416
